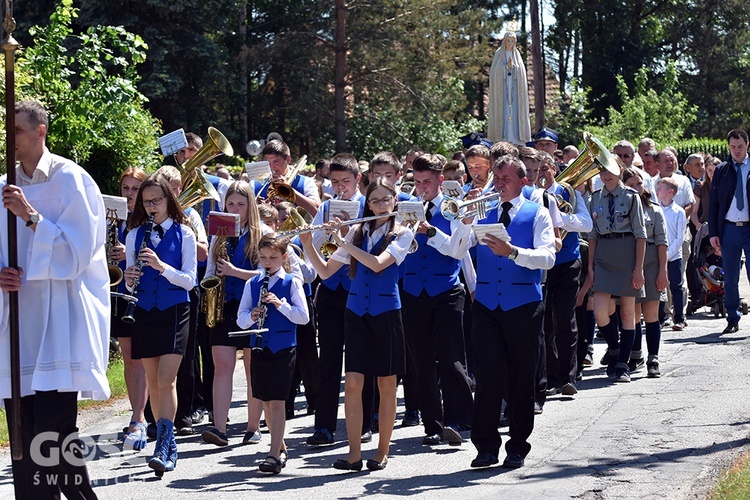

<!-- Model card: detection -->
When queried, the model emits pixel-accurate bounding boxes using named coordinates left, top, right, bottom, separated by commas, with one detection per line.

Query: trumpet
left=440, top=193, right=499, bottom=221
left=266, top=155, right=308, bottom=203
left=121, top=214, right=155, bottom=323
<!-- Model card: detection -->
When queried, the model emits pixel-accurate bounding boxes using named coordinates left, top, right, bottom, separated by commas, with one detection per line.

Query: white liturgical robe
left=0, top=153, right=111, bottom=404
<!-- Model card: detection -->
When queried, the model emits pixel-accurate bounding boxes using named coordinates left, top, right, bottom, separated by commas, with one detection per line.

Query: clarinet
left=250, top=270, right=271, bottom=351
left=121, top=215, right=155, bottom=324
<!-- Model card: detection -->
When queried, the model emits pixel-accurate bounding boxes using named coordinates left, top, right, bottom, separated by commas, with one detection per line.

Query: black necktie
left=735, top=162, right=745, bottom=211
left=425, top=201, right=434, bottom=222
left=499, top=202, right=512, bottom=227
left=154, top=224, right=164, bottom=239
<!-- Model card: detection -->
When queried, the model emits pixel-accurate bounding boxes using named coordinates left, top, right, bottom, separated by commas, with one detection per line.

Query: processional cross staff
left=1, top=0, right=22, bottom=461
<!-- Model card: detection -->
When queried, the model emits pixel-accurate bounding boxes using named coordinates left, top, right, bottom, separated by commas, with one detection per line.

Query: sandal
left=259, top=455, right=282, bottom=474
left=279, top=449, right=288, bottom=468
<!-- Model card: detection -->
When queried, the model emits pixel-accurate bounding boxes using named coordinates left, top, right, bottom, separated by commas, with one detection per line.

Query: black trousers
left=402, top=286, right=473, bottom=435
left=286, top=294, right=319, bottom=413
left=4, top=391, right=97, bottom=499
left=544, top=259, right=581, bottom=388
left=313, top=284, right=372, bottom=433
left=471, top=300, right=543, bottom=458
left=175, top=286, right=200, bottom=427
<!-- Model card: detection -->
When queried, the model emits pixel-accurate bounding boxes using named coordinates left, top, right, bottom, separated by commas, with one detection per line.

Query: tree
left=1, top=0, right=161, bottom=193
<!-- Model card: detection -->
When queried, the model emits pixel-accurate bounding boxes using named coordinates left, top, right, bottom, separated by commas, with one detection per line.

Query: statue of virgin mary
left=487, top=28, right=531, bottom=145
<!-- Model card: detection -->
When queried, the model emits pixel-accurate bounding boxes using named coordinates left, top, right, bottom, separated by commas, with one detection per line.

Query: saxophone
left=106, top=209, right=124, bottom=287
left=200, top=237, right=227, bottom=328
left=121, top=215, right=155, bottom=323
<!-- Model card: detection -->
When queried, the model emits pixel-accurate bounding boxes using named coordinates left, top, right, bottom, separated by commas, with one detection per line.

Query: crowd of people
left=2, top=99, right=749, bottom=497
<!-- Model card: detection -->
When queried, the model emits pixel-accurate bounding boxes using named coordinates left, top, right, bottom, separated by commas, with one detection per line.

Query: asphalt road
left=2, top=282, right=750, bottom=499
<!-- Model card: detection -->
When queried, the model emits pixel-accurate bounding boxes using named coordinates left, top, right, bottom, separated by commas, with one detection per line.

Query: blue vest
left=553, top=184, right=581, bottom=265
left=321, top=197, right=366, bottom=292
left=254, top=173, right=306, bottom=200
left=475, top=201, right=543, bottom=311
left=248, top=274, right=296, bottom=353
left=402, top=210, right=461, bottom=297
left=134, top=223, right=190, bottom=311
left=346, top=234, right=401, bottom=316
left=224, top=233, right=255, bottom=301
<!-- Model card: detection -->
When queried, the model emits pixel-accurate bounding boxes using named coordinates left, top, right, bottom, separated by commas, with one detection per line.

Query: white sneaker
left=243, top=429, right=262, bottom=444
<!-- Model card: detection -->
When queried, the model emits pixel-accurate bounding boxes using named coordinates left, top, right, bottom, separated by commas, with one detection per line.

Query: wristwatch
left=26, top=212, right=41, bottom=227
left=426, top=227, right=437, bottom=238
left=508, top=246, right=519, bottom=261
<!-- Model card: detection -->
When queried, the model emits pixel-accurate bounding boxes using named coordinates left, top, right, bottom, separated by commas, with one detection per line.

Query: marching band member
left=111, top=166, right=150, bottom=451
left=463, top=155, right=555, bottom=470
left=538, top=155, right=593, bottom=395
left=125, top=176, right=197, bottom=475
left=401, top=154, right=473, bottom=446
left=369, top=151, right=417, bottom=202
left=464, top=144, right=494, bottom=195
left=237, top=235, right=310, bottom=474
left=254, top=139, right=321, bottom=215
left=301, top=177, right=414, bottom=472
left=201, top=181, right=266, bottom=447
left=305, top=154, right=373, bottom=447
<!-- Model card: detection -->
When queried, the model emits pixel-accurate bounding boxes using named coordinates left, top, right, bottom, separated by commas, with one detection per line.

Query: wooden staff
left=2, top=0, right=22, bottom=461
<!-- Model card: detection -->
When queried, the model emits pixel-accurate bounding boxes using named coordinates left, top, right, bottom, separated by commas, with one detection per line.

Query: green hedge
left=669, top=138, right=728, bottom=165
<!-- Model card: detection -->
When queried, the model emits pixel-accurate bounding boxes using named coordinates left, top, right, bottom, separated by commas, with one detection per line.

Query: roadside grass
left=710, top=451, right=750, bottom=499
left=0, top=355, right=127, bottom=447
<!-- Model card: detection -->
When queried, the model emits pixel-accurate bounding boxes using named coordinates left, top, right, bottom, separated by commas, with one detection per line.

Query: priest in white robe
left=0, top=99, right=109, bottom=499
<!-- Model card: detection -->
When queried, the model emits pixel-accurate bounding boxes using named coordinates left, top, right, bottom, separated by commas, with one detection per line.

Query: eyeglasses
left=368, top=195, right=394, bottom=206
left=142, top=197, right=165, bottom=207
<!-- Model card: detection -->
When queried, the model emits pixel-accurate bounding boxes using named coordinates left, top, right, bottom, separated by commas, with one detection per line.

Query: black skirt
left=251, top=347, right=296, bottom=401
left=209, top=299, right=247, bottom=348
left=344, top=308, right=406, bottom=377
left=131, top=302, right=190, bottom=359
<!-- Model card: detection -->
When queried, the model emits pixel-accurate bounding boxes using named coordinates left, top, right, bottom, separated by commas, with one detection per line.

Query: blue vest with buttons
left=247, top=273, right=296, bottom=353
left=321, top=197, right=367, bottom=292
left=134, top=223, right=189, bottom=311
left=402, top=210, right=461, bottom=297
left=224, top=233, right=255, bottom=301
left=553, top=184, right=581, bottom=265
left=346, top=234, right=401, bottom=316
left=475, top=201, right=543, bottom=311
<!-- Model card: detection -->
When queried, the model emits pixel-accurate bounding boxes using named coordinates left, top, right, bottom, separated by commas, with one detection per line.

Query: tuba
left=555, top=132, right=621, bottom=239
left=200, top=238, right=227, bottom=328
left=178, top=127, right=233, bottom=209
left=266, top=155, right=308, bottom=203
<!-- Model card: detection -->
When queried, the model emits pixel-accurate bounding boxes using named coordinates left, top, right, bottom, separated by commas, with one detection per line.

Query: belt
left=727, top=221, right=750, bottom=227
left=599, top=232, right=633, bottom=240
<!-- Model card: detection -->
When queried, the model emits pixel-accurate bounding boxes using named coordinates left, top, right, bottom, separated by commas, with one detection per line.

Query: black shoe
left=600, top=349, right=611, bottom=366
left=259, top=455, right=282, bottom=474
left=422, top=434, right=441, bottom=446
left=191, top=408, right=206, bottom=425
left=628, top=357, right=645, bottom=373
left=307, top=429, right=334, bottom=446
left=333, top=458, right=363, bottom=471
left=560, top=383, right=578, bottom=396
left=470, top=452, right=499, bottom=468
left=366, top=457, right=388, bottom=471
left=443, top=426, right=463, bottom=446
left=401, top=410, right=420, bottom=427
left=502, top=452, right=525, bottom=469
left=201, top=427, right=229, bottom=447
left=361, top=430, right=373, bottom=443
left=176, top=425, right=193, bottom=436
left=723, top=322, right=740, bottom=334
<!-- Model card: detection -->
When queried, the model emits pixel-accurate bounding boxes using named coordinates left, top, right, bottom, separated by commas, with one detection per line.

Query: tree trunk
left=238, top=1, right=248, bottom=147
left=334, top=0, right=347, bottom=153
left=530, top=0, right=545, bottom=130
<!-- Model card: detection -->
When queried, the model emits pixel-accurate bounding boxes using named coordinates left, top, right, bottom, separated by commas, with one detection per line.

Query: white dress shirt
left=660, top=201, right=687, bottom=262
left=546, top=182, right=594, bottom=233
left=126, top=217, right=197, bottom=291
left=331, top=220, right=415, bottom=266
left=424, top=192, right=473, bottom=260
left=724, top=156, right=750, bottom=223
left=236, top=267, right=310, bottom=329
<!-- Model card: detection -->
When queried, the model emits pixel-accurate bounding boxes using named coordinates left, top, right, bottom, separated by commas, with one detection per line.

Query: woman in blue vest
left=201, top=181, right=267, bottom=447
left=301, top=177, right=414, bottom=472
left=111, top=166, right=149, bottom=451
left=237, top=234, right=309, bottom=474
left=125, top=176, right=197, bottom=475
